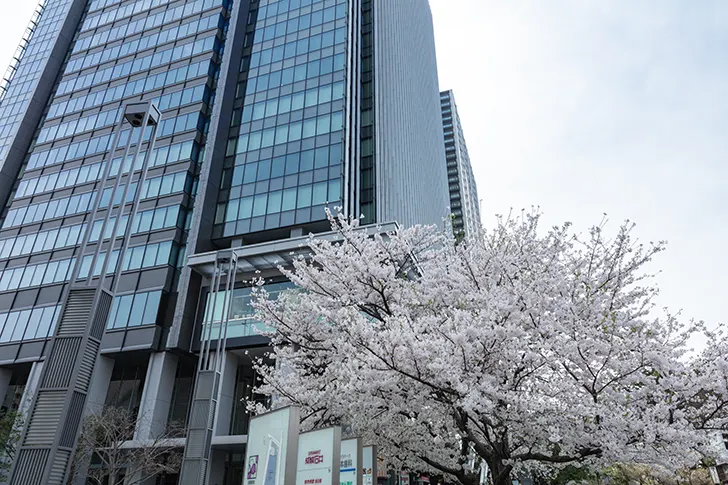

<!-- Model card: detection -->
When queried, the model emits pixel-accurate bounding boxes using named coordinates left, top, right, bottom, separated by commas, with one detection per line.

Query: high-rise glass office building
left=0, top=1, right=448, bottom=484
left=440, top=89, right=480, bottom=238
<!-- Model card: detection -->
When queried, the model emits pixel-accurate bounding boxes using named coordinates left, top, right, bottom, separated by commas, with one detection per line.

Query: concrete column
left=0, top=367, right=12, bottom=409
left=214, top=351, right=238, bottom=437
left=208, top=449, right=227, bottom=485
left=17, top=361, right=43, bottom=418
left=70, top=356, right=115, bottom=485
left=135, top=352, right=179, bottom=440
left=85, top=355, right=115, bottom=416
left=0, top=367, right=14, bottom=485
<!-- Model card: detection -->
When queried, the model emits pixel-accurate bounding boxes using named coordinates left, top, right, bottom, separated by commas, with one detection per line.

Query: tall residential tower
left=0, top=1, right=448, bottom=484
left=440, top=89, right=480, bottom=238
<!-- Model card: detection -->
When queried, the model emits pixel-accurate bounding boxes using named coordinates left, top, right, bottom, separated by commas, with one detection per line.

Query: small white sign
left=340, top=438, right=361, bottom=485
left=244, top=407, right=300, bottom=485
left=362, top=446, right=376, bottom=485
left=296, top=427, right=342, bottom=485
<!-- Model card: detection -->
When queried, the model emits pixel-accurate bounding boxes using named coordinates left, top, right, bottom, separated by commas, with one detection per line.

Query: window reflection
left=202, top=281, right=295, bottom=340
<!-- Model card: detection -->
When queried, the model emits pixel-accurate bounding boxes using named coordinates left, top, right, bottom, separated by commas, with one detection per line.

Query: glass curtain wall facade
left=215, top=0, right=347, bottom=240
left=0, top=0, right=231, bottom=351
left=440, top=89, right=480, bottom=239
left=0, top=1, right=450, bottom=484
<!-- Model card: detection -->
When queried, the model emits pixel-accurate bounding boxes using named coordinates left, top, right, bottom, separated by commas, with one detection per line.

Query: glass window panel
left=56, top=259, right=72, bottom=282
left=261, top=128, right=275, bottom=148
left=114, top=295, right=133, bottom=329
left=33, top=307, right=52, bottom=338
left=226, top=200, right=240, bottom=223
left=11, top=310, right=31, bottom=341
left=138, top=211, right=153, bottom=232
left=125, top=246, right=144, bottom=269
left=25, top=308, right=43, bottom=340
left=155, top=242, right=172, bottom=266
left=297, top=185, right=313, bottom=208
left=0, top=312, right=18, bottom=342
left=300, top=150, right=315, bottom=171
left=267, top=191, right=282, bottom=214
left=19, top=266, right=35, bottom=288
left=271, top=157, right=286, bottom=178
left=328, top=178, right=342, bottom=201
left=107, top=296, right=120, bottom=329
left=0, top=314, right=7, bottom=341
left=164, top=207, right=179, bottom=227
left=151, top=208, right=166, bottom=230
left=312, top=182, right=328, bottom=205
left=252, top=194, right=267, bottom=217
left=43, top=262, right=60, bottom=284
left=48, top=306, right=62, bottom=337
left=30, top=264, right=45, bottom=286
left=282, top=188, right=297, bottom=211
left=316, top=114, right=331, bottom=135
left=239, top=197, right=253, bottom=219
left=303, top=119, right=316, bottom=138
left=142, top=244, right=159, bottom=268
left=319, top=84, right=332, bottom=103
left=128, top=292, right=148, bottom=327
left=6, top=269, right=21, bottom=290
left=142, top=291, right=161, bottom=325
left=314, top=146, right=329, bottom=169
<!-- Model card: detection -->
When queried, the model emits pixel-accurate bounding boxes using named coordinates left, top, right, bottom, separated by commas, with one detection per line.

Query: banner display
left=296, top=427, right=342, bottom=485
left=362, top=446, right=377, bottom=485
left=244, top=406, right=301, bottom=485
left=340, top=438, right=362, bottom=485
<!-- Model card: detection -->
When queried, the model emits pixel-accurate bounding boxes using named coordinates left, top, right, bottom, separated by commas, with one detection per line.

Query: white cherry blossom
left=251, top=211, right=728, bottom=485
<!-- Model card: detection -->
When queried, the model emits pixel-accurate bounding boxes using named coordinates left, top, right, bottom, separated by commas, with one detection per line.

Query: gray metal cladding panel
left=48, top=449, right=71, bottom=485
left=12, top=448, right=50, bottom=485
left=0, top=343, right=20, bottom=365
left=42, top=337, right=81, bottom=388
left=24, top=390, right=66, bottom=446
left=76, top=338, right=99, bottom=393
left=180, top=460, right=205, bottom=485
left=194, top=371, right=217, bottom=399
left=185, top=428, right=208, bottom=457
left=373, top=0, right=450, bottom=229
left=90, top=290, right=112, bottom=339
left=59, top=392, right=85, bottom=447
left=189, top=400, right=213, bottom=429
left=16, top=340, right=45, bottom=362
left=120, top=325, right=160, bottom=351
left=57, top=289, right=95, bottom=336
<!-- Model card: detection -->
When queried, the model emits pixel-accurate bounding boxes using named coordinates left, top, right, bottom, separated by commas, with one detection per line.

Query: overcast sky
left=0, top=2, right=725, bottom=338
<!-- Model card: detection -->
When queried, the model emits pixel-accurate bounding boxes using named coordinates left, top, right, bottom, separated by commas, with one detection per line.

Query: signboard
left=362, top=445, right=377, bottom=485
left=244, top=406, right=301, bottom=485
left=400, top=473, right=410, bottom=485
left=296, top=427, right=342, bottom=485
left=340, top=438, right=361, bottom=485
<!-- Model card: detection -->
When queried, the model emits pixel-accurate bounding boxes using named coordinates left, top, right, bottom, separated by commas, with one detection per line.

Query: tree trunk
left=487, top=457, right=513, bottom=485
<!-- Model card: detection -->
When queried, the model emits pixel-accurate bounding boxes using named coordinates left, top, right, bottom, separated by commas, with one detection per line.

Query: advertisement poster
left=362, top=446, right=376, bottom=485
left=340, top=438, right=361, bottom=485
left=296, top=427, right=342, bottom=485
left=244, top=407, right=301, bottom=485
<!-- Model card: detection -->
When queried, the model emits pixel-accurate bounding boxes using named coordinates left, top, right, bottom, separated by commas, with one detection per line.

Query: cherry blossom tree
left=251, top=211, right=728, bottom=485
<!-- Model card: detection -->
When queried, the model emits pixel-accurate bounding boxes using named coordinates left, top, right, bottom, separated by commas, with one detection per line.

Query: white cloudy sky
left=0, top=2, right=725, bottom=336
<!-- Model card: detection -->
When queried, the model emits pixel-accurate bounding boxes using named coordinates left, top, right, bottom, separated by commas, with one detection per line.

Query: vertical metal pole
left=179, top=251, right=239, bottom=485
left=8, top=102, right=161, bottom=485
